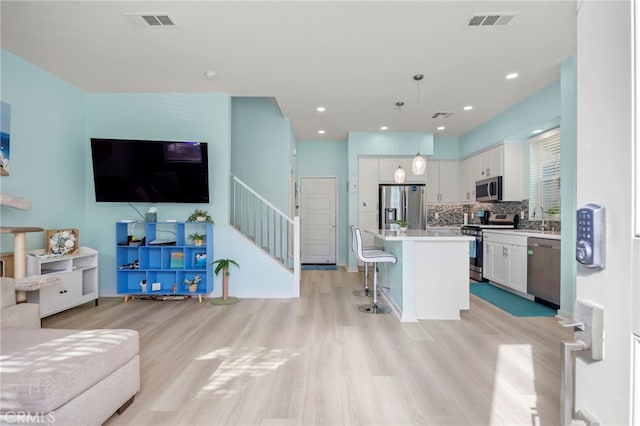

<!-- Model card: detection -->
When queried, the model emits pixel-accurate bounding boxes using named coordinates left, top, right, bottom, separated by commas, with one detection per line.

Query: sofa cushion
left=0, top=327, right=139, bottom=413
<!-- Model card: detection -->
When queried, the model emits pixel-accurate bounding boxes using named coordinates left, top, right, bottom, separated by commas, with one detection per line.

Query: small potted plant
left=188, top=232, right=206, bottom=246
left=396, top=220, right=408, bottom=232
left=210, top=258, right=240, bottom=305
left=186, top=209, right=213, bottom=223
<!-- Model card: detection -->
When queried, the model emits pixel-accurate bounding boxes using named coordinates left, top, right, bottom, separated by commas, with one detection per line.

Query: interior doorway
left=300, top=177, right=337, bottom=264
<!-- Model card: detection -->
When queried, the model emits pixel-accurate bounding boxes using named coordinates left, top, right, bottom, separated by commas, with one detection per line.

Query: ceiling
left=0, top=1, right=577, bottom=141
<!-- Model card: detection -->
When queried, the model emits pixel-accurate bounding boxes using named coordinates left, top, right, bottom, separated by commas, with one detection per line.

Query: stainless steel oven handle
left=487, top=182, right=493, bottom=198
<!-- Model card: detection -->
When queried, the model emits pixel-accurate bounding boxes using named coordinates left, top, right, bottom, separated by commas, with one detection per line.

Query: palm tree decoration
left=211, top=258, right=239, bottom=305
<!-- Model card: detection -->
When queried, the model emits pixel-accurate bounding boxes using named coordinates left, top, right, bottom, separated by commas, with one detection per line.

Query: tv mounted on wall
left=90, top=138, right=210, bottom=203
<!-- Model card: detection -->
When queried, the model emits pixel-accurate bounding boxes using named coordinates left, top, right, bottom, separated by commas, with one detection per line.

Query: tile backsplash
left=427, top=201, right=561, bottom=232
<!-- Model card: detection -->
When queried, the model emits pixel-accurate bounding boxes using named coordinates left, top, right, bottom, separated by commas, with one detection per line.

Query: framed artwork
left=1, top=101, right=11, bottom=176
left=45, top=229, right=79, bottom=255
left=170, top=252, right=184, bottom=268
left=194, top=252, right=207, bottom=268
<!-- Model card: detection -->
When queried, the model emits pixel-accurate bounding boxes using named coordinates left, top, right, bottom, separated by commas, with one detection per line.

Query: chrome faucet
left=533, top=205, right=546, bottom=231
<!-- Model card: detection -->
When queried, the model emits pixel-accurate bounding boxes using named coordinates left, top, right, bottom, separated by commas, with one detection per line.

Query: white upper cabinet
left=426, top=160, right=459, bottom=203
left=358, top=158, right=378, bottom=213
left=459, top=141, right=524, bottom=202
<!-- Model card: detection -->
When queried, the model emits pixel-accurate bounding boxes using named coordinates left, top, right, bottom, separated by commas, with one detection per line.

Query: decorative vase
left=188, top=283, right=198, bottom=292
left=400, top=226, right=408, bottom=233
left=194, top=239, right=204, bottom=246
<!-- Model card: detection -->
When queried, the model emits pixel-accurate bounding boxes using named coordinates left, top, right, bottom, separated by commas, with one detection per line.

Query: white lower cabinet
left=482, top=232, right=527, bottom=294
left=26, top=247, right=99, bottom=317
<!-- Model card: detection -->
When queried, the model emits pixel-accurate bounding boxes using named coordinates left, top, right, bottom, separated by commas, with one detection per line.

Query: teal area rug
left=470, top=282, right=557, bottom=317
left=302, top=264, right=337, bottom=271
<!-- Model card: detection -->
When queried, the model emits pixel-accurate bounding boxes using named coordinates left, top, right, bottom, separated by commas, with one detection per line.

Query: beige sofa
left=0, top=277, right=140, bottom=425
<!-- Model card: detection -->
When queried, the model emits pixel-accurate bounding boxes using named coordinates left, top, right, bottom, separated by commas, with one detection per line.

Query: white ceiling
left=1, top=1, right=577, bottom=141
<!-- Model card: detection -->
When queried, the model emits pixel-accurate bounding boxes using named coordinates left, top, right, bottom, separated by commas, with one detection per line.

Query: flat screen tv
left=90, top=138, right=210, bottom=203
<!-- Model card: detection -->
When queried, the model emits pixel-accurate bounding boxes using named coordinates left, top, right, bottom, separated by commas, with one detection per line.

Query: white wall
left=575, top=1, right=634, bottom=423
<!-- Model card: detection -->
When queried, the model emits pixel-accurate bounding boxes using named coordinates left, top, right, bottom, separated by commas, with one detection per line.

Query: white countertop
left=365, top=228, right=474, bottom=242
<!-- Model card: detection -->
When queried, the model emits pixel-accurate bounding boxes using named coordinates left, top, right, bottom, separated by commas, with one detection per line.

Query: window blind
left=529, top=128, right=561, bottom=220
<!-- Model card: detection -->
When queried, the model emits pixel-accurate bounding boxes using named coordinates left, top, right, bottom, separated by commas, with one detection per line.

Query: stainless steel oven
left=461, top=213, right=518, bottom=281
left=461, top=226, right=485, bottom=281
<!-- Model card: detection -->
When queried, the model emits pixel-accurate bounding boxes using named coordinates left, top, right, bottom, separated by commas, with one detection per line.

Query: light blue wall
left=2, top=50, right=295, bottom=298
left=0, top=50, right=86, bottom=251
left=231, top=97, right=293, bottom=213
left=295, top=140, right=348, bottom=265
left=459, top=81, right=561, bottom=157
left=86, top=93, right=232, bottom=295
left=432, top=136, right=460, bottom=159
left=560, top=55, right=577, bottom=317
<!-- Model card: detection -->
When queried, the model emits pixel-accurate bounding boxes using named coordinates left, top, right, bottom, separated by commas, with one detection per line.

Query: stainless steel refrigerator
left=378, top=184, right=426, bottom=230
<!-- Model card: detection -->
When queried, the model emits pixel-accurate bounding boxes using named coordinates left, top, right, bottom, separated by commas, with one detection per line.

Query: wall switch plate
left=152, top=282, right=161, bottom=291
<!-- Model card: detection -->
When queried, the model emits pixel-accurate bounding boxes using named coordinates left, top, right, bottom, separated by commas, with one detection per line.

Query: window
left=528, top=128, right=561, bottom=221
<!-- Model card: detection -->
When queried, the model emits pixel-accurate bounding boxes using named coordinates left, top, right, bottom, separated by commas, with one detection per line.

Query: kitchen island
left=364, top=228, right=473, bottom=322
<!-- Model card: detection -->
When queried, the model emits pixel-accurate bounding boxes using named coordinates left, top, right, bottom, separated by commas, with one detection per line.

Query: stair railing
left=230, top=175, right=299, bottom=279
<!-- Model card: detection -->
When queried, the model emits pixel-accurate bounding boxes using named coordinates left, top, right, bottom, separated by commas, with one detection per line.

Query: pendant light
left=394, top=164, right=406, bottom=183
left=394, top=101, right=406, bottom=183
left=411, top=74, right=426, bottom=175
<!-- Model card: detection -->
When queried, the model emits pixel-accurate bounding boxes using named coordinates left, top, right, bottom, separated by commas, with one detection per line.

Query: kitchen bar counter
left=364, top=229, right=473, bottom=322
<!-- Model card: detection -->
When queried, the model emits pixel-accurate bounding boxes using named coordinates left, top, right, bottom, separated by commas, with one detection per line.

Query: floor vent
left=432, top=112, right=455, bottom=119
left=467, top=13, right=516, bottom=27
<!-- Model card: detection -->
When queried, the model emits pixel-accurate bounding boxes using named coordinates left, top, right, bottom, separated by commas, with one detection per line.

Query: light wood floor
left=43, top=269, right=572, bottom=426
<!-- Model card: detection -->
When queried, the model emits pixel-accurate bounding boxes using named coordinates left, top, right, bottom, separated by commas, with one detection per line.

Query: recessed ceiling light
left=463, top=105, right=473, bottom=111
left=203, top=71, right=216, bottom=79
left=505, top=72, right=519, bottom=80
left=316, top=106, right=326, bottom=112
left=437, top=126, right=445, bottom=131
left=380, top=126, right=388, bottom=131
left=318, top=130, right=326, bottom=135
left=531, top=129, right=543, bottom=134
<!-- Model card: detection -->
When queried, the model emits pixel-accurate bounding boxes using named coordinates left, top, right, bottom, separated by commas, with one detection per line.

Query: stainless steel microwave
left=476, top=176, right=503, bottom=202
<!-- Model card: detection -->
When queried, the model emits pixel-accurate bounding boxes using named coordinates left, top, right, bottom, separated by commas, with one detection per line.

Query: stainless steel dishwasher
left=527, top=237, right=561, bottom=307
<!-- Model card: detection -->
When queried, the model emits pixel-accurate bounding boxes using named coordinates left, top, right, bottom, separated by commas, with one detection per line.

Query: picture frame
left=194, top=252, right=207, bottom=268
left=45, top=228, right=79, bottom=255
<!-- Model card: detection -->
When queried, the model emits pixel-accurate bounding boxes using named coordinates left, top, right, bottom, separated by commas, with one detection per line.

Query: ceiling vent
left=432, top=112, right=454, bottom=119
left=124, top=13, right=177, bottom=28
left=467, top=13, right=516, bottom=27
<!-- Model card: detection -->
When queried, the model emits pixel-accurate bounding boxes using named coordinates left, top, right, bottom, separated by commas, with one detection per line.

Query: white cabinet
left=378, top=158, right=426, bottom=184
left=459, top=141, right=524, bottom=202
left=26, top=247, right=99, bottom=317
left=426, top=160, right=459, bottom=203
left=459, top=155, right=478, bottom=203
left=358, top=158, right=378, bottom=213
left=482, top=232, right=527, bottom=294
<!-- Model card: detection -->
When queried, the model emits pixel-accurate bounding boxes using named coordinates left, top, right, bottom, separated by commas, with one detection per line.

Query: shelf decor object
left=45, top=228, right=79, bottom=255
left=186, top=208, right=213, bottom=223
left=115, top=221, right=213, bottom=303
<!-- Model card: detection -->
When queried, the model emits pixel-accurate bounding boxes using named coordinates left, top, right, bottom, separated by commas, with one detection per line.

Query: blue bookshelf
left=115, top=221, right=213, bottom=302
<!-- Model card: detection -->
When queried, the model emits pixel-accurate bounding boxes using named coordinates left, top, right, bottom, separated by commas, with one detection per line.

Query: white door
left=300, top=177, right=337, bottom=264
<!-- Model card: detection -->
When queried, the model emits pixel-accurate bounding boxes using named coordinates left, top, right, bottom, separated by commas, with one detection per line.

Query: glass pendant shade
left=412, top=153, right=426, bottom=175
left=394, top=165, right=406, bottom=183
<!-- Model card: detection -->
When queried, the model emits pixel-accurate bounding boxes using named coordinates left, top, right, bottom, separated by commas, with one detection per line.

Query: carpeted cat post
left=210, top=258, right=239, bottom=305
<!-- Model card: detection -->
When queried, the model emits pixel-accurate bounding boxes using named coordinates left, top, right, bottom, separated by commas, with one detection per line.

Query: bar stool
left=353, top=227, right=396, bottom=314
left=350, top=225, right=384, bottom=297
